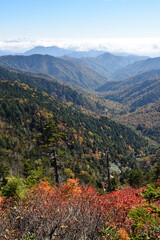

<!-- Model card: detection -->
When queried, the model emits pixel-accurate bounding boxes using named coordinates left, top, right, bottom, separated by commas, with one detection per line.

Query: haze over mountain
left=24, top=46, right=73, bottom=57
left=24, top=46, right=106, bottom=58
left=65, top=49, right=106, bottom=58
left=0, top=51, right=153, bottom=91
left=0, top=50, right=13, bottom=56
left=113, top=57, right=160, bottom=80
left=66, top=52, right=149, bottom=78
left=92, top=52, right=149, bottom=74
left=0, top=54, right=109, bottom=90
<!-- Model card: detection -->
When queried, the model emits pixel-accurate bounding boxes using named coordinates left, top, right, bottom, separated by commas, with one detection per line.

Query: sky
left=0, top=0, right=160, bottom=56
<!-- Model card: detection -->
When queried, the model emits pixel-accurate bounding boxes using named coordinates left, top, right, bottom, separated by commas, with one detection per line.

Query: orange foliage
left=119, top=228, right=130, bottom=240
left=0, top=179, right=108, bottom=239
left=60, top=178, right=81, bottom=200
left=0, top=180, right=147, bottom=239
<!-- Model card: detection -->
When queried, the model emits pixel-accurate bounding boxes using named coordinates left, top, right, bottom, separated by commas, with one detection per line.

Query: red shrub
left=103, top=187, right=145, bottom=231
left=0, top=179, right=108, bottom=239
left=0, top=180, right=146, bottom=239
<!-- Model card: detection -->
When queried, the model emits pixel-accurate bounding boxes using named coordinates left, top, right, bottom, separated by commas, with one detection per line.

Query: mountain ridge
left=0, top=64, right=121, bottom=115
left=65, top=52, right=149, bottom=79
left=113, top=57, right=160, bottom=80
left=0, top=54, right=110, bottom=90
left=0, top=78, right=149, bottom=186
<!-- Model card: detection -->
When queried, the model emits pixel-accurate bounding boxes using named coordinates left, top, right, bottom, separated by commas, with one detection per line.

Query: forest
left=0, top=54, right=159, bottom=239
left=0, top=75, right=159, bottom=239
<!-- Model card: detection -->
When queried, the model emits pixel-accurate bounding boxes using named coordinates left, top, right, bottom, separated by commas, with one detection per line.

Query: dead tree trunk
left=107, top=151, right=111, bottom=192
left=51, top=147, right=59, bottom=183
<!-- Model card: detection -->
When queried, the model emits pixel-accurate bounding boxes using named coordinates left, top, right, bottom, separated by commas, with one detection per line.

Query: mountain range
left=24, top=46, right=106, bottom=58
left=0, top=54, right=109, bottom=90
left=0, top=47, right=159, bottom=144
left=70, top=52, right=148, bottom=77
left=0, top=65, right=120, bottom=115
left=0, top=51, right=150, bottom=90
left=0, top=44, right=159, bottom=189
left=96, top=69, right=160, bottom=92
left=113, top=57, right=160, bottom=80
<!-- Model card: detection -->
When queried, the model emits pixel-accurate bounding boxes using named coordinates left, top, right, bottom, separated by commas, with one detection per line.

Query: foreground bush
left=0, top=179, right=108, bottom=239
left=104, top=187, right=145, bottom=232
left=129, top=182, right=160, bottom=240
left=1, top=179, right=156, bottom=239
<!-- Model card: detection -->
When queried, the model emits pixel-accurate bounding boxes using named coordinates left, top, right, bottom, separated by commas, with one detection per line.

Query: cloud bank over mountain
left=0, top=37, right=160, bottom=57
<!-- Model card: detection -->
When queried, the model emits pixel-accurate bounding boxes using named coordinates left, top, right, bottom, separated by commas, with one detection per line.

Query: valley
left=0, top=49, right=159, bottom=146
left=1, top=0, right=160, bottom=238
left=0, top=47, right=159, bottom=240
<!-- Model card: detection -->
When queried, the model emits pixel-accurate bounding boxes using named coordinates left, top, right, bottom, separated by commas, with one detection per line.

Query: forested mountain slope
left=100, top=78, right=160, bottom=110
left=96, top=69, right=160, bottom=92
left=67, top=52, right=148, bottom=78
left=0, top=65, right=122, bottom=115
left=96, top=73, right=160, bottom=143
left=0, top=79, right=149, bottom=186
left=113, top=57, right=160, bottom=80
left=0, top=54, right=109, bottom=90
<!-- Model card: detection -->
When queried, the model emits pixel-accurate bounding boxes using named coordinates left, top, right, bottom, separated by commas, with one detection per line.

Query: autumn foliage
left=103, top=187, right=145, bottom=231
left=0, top=179, right=159, bottom=239
left=0, top=179, right=108, bottom=239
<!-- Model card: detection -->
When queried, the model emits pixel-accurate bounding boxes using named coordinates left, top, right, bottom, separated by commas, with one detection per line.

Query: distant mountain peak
left=24, top=46, right=106, bottom=58
left=24, top=46, right=73, bottom=57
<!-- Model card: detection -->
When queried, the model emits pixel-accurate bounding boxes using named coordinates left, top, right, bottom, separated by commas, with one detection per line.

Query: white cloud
left=0, top=37, right=160, bottom=57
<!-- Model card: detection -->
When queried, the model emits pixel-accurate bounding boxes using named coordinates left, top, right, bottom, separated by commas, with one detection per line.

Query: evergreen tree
left=37, top=120, right=65, bottom=183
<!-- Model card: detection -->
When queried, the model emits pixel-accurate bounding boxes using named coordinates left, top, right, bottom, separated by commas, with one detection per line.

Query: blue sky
left=1, top=0, right=160, bottom=55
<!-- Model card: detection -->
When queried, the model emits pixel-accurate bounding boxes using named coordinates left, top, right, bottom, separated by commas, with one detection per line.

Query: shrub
left=1, top=175, right=27, bottom=199
left=129, top=182, right=160, bottom=239
left=0, top=179, right=108, bottom=239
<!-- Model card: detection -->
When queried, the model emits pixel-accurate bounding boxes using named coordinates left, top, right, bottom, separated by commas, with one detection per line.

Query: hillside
left=0, top=54, right=109, bottom=90
left=96, top=69, right=160, bottom=92
left=69, top=52, right=149, bottom=78
left=113, top=57, right=160, bottom=80
left=118, top=101, right=160, bottom=144
left=96, top=73, right=160, bottom=143
left=100, top=79, right=160, bottom=110
left=0, top=65, right=123, bottom=116
left=95, top=52, right=149, bottom=74
left=0, top=78, right=150, bottom=187
left=0, top=64, right=159, bottom=144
